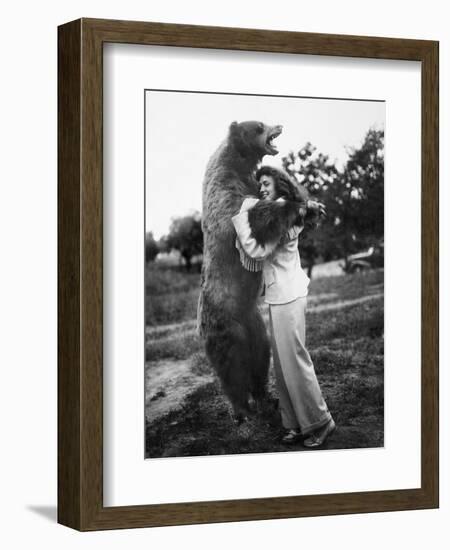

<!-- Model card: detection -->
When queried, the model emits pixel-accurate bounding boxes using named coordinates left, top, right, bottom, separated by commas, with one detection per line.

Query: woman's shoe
left=303, top=419, right=336, bottom=448
left=281, top=429, right=302, bottom=444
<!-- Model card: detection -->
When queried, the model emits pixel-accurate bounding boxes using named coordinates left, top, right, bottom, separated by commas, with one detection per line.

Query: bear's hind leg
left=205, top=321, right=253, bottom=425
left=247, top=310, right=271, bottom=412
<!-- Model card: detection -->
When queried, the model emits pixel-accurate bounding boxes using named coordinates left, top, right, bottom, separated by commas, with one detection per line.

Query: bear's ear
left=229, top=120, right=250, bottom=157
left=229, top=121, right=240, bottom=135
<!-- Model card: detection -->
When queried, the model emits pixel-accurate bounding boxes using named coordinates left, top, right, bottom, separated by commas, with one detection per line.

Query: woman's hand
left=306, top=199, right=326, bottom=218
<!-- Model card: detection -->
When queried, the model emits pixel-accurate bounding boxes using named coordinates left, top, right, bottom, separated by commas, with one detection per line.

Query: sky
left=145, top=91, right=385, bottom=239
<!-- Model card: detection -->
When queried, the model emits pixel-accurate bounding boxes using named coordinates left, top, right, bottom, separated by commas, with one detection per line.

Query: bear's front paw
left=307, top=200, right=327, bottom=218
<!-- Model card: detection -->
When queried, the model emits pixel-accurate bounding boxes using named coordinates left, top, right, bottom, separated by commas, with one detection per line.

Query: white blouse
left=232, top=197, right=310, bottom=304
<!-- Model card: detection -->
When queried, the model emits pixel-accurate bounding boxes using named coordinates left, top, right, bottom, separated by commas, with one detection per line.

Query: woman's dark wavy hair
left=255, top=165, right=308, bottom=203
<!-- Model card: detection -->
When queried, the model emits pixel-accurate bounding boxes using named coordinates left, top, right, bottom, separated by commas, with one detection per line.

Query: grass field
left=145, top=261, right=384, bottom=458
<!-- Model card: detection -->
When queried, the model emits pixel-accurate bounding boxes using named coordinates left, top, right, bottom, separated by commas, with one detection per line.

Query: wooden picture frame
left=58, top=18, right=439, bottom=531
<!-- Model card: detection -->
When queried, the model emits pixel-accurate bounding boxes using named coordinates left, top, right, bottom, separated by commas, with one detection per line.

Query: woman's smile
left=259, top=174, right=276, bottom=200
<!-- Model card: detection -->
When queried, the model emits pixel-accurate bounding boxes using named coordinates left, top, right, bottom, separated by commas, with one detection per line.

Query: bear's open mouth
left=265, top=126, right=283, bottom=155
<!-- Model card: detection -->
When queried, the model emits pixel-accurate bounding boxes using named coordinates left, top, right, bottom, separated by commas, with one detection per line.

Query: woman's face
left=259, top=174, right=277, bottom=201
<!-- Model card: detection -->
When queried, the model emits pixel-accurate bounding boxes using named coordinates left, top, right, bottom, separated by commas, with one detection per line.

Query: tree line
left=145, top=212, right=203, bottom=271
left=146, top=128, right=384, bottom=275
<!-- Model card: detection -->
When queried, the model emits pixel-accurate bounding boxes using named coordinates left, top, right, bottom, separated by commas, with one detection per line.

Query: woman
left=231, top=166, right=335, bottom=447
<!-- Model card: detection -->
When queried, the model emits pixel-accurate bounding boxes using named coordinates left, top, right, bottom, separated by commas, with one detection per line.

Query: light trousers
left=269, top=296, right=332, bottom=435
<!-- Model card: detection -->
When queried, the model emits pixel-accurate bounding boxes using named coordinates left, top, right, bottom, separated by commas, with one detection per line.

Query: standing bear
left=198, top=121, right=306, bottom=424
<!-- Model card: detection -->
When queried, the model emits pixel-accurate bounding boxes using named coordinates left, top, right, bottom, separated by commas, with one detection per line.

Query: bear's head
left=229, top=121, right=283, bottom=160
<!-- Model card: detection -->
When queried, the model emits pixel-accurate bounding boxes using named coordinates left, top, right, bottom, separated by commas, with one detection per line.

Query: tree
left=282, top=143, right=339, bottom=276
left=165, top=212, right=203, bottom=271
left=282, top=129, right=384, bottom=273
left=145, top=232, right=159, bottom=262
left=326, top=128, right=384, bottom=267
left=344, top=128, right=384, bottom=240
left=283, top=142, right=339, bottom=198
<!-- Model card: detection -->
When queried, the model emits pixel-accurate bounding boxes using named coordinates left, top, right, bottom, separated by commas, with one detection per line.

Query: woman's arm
left=232, top=209, right=278, bottom=260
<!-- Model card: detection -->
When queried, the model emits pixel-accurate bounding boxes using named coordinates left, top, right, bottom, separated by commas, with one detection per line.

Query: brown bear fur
left=198, top=121, right=305, bottom=423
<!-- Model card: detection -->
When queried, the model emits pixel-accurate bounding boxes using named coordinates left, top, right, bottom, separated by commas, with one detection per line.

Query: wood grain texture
left=57, top=18, right=439, bottom=531
left=79, top=20, right=104, bottom=529
left=420, top=41, right=439, bottom=507
left=57, top=19, right=81, bottom=530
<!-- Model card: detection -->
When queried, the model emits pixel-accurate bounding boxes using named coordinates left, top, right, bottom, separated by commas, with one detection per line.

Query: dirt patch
left=145, top=358, right=214, bottom=423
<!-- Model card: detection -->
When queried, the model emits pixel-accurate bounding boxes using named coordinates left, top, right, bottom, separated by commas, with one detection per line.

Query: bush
left=145, top=263, right=201, bottom=326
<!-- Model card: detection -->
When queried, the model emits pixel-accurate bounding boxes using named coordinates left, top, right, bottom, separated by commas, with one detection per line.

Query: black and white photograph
left=1, top=0, right=445, bottom=542
left=144, top=90, right=385, bottom=459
